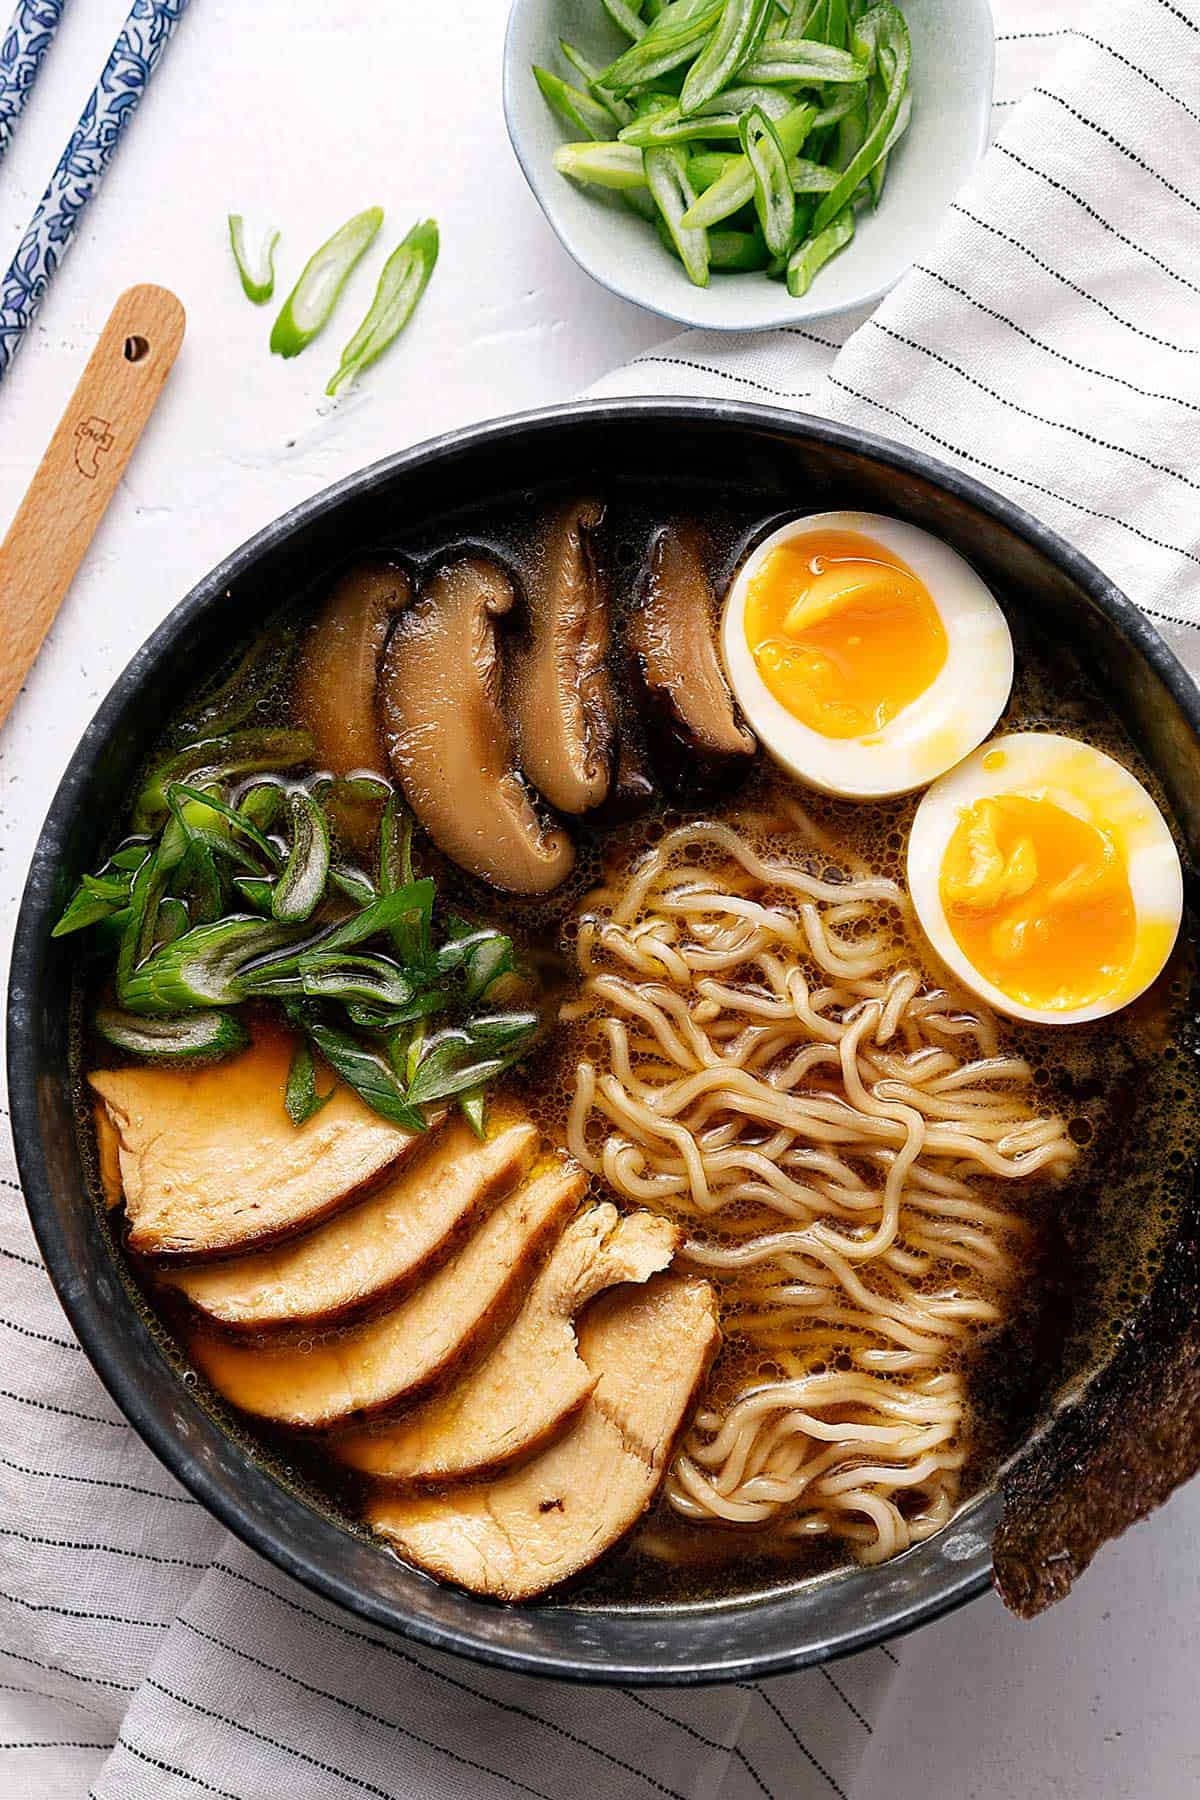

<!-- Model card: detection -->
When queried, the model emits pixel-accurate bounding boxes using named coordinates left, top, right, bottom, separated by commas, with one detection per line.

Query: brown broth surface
left=73, top=487, right=1200, bottom=1610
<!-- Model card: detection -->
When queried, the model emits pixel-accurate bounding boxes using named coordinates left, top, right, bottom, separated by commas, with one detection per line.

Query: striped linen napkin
left=3, top=0, right=1199, bottom=1794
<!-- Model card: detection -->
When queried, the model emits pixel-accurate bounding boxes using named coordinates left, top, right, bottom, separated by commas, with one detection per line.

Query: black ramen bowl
left=10, top=400, right=1200, bottom=1684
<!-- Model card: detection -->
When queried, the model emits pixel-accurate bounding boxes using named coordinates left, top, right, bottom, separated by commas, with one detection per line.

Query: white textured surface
left=2, top=1, right=1200, bottom=1796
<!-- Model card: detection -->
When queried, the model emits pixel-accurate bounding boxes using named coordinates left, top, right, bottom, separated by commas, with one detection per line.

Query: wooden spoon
left=0, top=284, right=186, bottom=730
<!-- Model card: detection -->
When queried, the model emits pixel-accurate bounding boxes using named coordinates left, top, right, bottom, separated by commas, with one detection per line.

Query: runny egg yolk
left=939, top=794, right=1139, bottom=1011
left=743, top=529, right=948, bottom=739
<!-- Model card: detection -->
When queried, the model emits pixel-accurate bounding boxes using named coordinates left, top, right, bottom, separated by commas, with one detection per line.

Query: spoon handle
left=0, top=283, right=185, bottom=732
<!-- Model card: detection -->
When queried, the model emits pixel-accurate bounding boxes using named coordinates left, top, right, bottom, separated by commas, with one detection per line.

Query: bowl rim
left=9, top=396, right=1200, bottom=1684
left=500, top=0, right=996, bottom=332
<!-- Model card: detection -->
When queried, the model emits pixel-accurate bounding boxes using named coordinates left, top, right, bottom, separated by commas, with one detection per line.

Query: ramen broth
left=74, top=486, right=1200, bottom=1608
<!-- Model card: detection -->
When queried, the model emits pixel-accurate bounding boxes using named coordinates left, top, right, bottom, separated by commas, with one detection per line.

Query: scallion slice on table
left=534, top=0, right=912, bottom=292
left=270, top=206, right=383, bottom=359
left=325, top=219, right=439, bottom=398
left=227, top=215, right=280, bottom=304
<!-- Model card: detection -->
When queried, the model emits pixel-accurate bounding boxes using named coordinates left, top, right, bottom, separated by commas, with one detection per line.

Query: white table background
left=1, top=3, right=1198, bottom=1794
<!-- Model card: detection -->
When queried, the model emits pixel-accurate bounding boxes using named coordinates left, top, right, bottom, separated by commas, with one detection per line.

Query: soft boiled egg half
left=909, top=733, right=1183, bottom=1025
left=721, top=512, right=1014, bottom=798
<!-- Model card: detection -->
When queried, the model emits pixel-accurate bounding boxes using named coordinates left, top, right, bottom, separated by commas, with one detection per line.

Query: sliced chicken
left=93, top=1102, right=123, bottom=1210
left=90, top=1025, right=425, bottom=1260
left=508, top=499, right=615, bottom=815
left=367, top=1272, right=720, bottom=1600
left=161, top=1115, right=536, bottom=1332
left=191, top=1160, right=585, bottom=1430
left=337, top=1204, right=678, bottom=1486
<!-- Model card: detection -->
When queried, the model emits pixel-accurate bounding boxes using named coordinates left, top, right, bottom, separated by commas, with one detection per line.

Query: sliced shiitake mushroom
left=508, top=499, right=615, bottom=814
left=381, top=557, right=575, bottom=895
left=294, top=563, right=410, bottom=777
left=629, top=522, right=755, bottom=790
left=293, top=563, right=411, bottom=845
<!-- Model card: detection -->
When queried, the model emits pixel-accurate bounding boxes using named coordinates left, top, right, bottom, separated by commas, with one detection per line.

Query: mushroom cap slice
left=293, top=562, right=411, bottom=777
left=335, top=1204, right=678, bottom=1486
left=381, top=557, right=575, bottom=895
left=367, top=1272, right=720, bottom=1601
left=630, top=522, right=755, bottom=786
left=508, top=499, right=615, bottom=815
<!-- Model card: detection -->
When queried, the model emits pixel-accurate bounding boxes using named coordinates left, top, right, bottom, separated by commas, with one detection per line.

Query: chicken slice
left=89, top=1025, right=427, bottom=1260
left=367, top=1272, right=720, bottom=1600
left=190, top=1160, right=584, bottom=1430
left=336, top=1204, right=677, bottom=1485
left=162, top=1115, right=537, bottom=1331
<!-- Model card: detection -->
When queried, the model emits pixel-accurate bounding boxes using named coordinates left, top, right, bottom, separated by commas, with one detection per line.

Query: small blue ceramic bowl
left=503, top=0, right=994, bottom=331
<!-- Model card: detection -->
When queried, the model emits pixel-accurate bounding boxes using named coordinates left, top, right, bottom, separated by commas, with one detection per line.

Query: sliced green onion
left=155, top=897, right=190, bottom=950
left=619, top=87, right=790, bottom=146
left=601, top=0, right=723, bottom=97
left=459, top=1087, right=488, bottom=1139
left=740, top=104, right=795, bottom=256
left=115, top=844, right=178, bottom=1006
left=406, top=1035, right=507, bottom=1108
left=94, top=1006, right=251, bottom=1062
left=119, top=917, right=312, bottom=1015
left=133, top=729, right=313, bottom=832
left=553, top=141, right=648, bottom=190
left=787, top=204, right=854, bottom=294
left=644, top=145, right=709, bottom=286
left=680, top=0, right=773, bottom=113
left=302, top=1017, right=426, bottom=1132
left=233, top=874, right=276, bottom=914
left=810, top=2, right=909, bottom=232
left=559, top=39, right=633, bottom=126
left=319, top=878, right=436, bottom=959
left=175, top=628, right=288, bottom=742
left=679, top=100, right=814, bottom=228
left=285, top=1038, right=334, bottom=1126
left=270, top=206, right=383, bottom=360
left=329, top=865, right=378, bottom=907
left=54, top=875, right=130, bottom=938
left=298, top=952, right=414, bottom=1009
left=167, top=782, right=280, bottom=869
left=465, top=1011, right=541, bottom=1050
left=687, top=149, right=737, bottom=191
left=228, top=215, right=280, bottom=305
left=657, top=218, right=771, bottom=269
left=534, top=65, right=618, bottom=141
left=739, top=38, right=868, bottom=82
left=238, top=781, right=285, bottom=833
left=379, top=790, right=414, bottom=894
left=272, top=791, right=330, bottom=922
left=602, top=0, right=647, bottom=40
left=325, top=219, right=439, bottom=398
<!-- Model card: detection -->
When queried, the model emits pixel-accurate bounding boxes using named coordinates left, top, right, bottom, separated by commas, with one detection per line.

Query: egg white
left=720, top=511, right=1014, bottom=799
left=908, top=732, right=1184, bottom=1025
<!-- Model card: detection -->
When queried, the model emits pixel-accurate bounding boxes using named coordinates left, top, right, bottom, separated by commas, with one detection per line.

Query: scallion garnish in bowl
left=56, top=725, right=542, bottom=1138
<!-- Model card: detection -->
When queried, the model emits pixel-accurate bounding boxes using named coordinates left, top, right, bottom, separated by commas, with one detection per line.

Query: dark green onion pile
left=536, top=0, right=911, bottom=295
left=57, top=727, right=540, bottom=1137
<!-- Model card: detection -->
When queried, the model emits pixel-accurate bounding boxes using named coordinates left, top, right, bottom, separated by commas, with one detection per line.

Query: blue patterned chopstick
left=0, top=0, right=69, bottom=163
left=0, top=0, right=190, bottom=384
